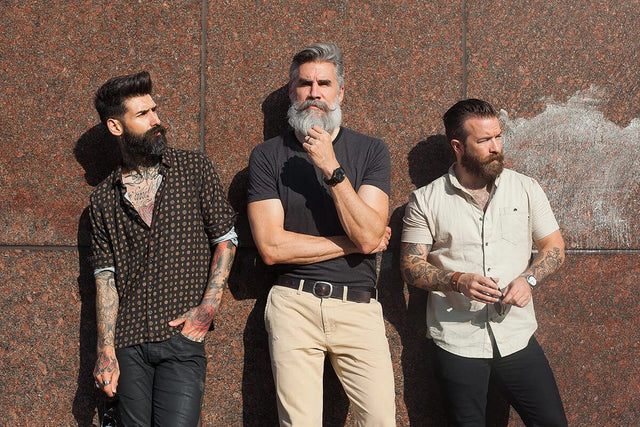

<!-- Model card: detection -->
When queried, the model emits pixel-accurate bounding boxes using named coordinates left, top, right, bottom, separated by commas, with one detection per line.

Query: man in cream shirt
left=400, top=99, right=567, bottom=426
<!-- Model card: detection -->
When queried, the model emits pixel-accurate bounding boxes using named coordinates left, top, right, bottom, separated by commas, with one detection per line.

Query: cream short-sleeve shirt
left=402, top=166, right=559, bottom=358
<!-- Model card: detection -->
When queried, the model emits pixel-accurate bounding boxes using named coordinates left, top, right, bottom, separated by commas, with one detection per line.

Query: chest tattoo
left=122, top=165, right=162, bottom=226
left=465, top=187, right=491, bottom=211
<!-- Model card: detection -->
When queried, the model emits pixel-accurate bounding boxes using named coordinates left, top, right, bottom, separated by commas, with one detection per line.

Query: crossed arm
left=400, top=229, right=565, bottom=307
left=249, top=126, right=390, bottom=266
left=248, top=184, right=390, bottom=266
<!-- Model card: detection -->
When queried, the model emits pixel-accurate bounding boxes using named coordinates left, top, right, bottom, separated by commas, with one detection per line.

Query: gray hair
left=289, top=42, right=345, bottom=88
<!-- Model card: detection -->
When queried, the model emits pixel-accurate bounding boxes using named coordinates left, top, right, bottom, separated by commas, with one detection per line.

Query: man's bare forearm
left=195, top=240, right=236, bottom=328
left=400, top=242, right=456, bottom=292
left=331, top=183, right=389, bottom=253
left=528, top=246, right=564, bottom=283
left=95, top=270, right=118, bottom=350
left=93, top=270, right=119, bottom=394
left=526, top=230, right=565, bottom=284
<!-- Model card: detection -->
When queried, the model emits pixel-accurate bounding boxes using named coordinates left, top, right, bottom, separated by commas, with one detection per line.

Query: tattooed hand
left=169, top=304, right=216, bottom=342
left=168, top=239, right=236, bottom=342
left=94, top=269, right=119, bottom=396
left=93, top=347, right=119, bottom=397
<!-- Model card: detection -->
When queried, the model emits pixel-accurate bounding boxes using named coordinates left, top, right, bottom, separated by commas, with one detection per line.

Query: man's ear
left=106, top=118, right=123, bottom=137
left=451, top=138, right=464, bottom=156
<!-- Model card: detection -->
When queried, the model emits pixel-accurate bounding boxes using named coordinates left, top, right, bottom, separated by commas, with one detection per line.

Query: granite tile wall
left=1, top=1, right=637, bottom=425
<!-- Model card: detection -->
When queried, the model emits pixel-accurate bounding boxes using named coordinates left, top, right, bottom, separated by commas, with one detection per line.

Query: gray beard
left=287, top=99, right=342, bottom=135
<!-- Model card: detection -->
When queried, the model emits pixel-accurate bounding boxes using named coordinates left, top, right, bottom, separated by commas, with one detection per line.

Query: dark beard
left=121, top=124, right=167, bottom=168
left=461, top=150, right=505, bottom=182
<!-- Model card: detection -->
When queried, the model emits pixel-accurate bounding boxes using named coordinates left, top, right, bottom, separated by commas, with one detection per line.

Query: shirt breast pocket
left=499, top=207, right=529, bottom=245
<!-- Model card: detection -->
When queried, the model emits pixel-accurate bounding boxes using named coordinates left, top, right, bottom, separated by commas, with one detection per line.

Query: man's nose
left=150, top=110, right=161, bottom=126
left=309, top=82, right=320, bottom=99
left=489, top=137, right=501, bottom=152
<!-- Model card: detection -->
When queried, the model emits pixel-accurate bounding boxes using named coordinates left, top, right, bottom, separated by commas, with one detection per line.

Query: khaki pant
left=265, top=285, right=396, bottom=427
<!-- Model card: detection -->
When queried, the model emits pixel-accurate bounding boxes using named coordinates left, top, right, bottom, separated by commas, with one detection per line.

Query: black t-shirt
left=248, top=127, right=390, bottom=286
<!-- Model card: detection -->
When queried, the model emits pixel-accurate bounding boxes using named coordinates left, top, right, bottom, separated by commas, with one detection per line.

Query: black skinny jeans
left=433, top=336, right=568, bottom=427
left=115, top=333, right=207, bottom=427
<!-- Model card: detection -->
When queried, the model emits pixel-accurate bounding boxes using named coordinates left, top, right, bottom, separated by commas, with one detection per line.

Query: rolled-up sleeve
left=200, top=156, right=236, bottom=241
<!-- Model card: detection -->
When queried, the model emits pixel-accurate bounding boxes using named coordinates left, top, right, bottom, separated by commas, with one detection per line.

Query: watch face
left=325, top=167, right=346, bottom=186
left=526, top=275, right=537, bottom=287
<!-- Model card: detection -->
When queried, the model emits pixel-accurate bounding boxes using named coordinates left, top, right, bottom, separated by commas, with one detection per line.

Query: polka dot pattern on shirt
left=89, top=147, right=236, bottom=349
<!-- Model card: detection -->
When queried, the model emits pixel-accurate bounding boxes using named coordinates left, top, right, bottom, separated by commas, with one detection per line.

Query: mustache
left=482, top=153, right=504, bottom=164
left=295, top=99, right=337, bottom=113
left=145, top=124, right=167, bottom=138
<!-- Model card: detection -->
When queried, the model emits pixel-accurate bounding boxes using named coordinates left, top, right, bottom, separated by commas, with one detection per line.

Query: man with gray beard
left=248, top=42, right=396, bottom=426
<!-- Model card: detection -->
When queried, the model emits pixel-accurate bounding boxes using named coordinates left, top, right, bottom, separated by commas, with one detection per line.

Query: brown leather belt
left=276, top=276, right=377, bottom=303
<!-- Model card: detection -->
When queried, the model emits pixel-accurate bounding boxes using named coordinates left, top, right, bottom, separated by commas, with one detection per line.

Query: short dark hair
left=94, top=71, right=153, bottom=125
left=289, top=42, right=344, bottom=89
left=443, top=98, right=498, bottom=144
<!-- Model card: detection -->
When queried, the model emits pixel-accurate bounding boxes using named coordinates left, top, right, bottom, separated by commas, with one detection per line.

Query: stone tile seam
left=1, top=246, right=639, bottom=254
left=199, top=0, right=208, bottom=153
left=462, top=0, right=468, bottom=99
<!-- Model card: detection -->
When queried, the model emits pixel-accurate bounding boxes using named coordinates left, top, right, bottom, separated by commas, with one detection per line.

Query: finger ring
left=95, top=380, right=100, bottom=388
left=305, top=135, right=311, bottom=142
left=103, top=379, right=110, bottom=386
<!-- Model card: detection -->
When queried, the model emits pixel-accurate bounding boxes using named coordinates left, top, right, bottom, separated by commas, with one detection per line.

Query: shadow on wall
left=262, top=84, right=291, bottom=141
left=72, top=124, right=122, bottom=426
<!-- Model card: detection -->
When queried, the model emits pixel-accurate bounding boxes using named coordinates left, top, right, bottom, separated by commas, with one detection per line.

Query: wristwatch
left=324, top=166, right=346, bottom=186
left=523, top=274, right=537, bottom=287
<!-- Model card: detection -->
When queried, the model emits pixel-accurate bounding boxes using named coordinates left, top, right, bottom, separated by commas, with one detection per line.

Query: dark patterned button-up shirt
left=89, top=147, right=236, bottom=349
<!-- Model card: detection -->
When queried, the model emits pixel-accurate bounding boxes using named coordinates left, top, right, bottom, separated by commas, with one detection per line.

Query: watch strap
left=324, top=166, right=346, bottom=186
left=450, top=271, right=463, bottom=293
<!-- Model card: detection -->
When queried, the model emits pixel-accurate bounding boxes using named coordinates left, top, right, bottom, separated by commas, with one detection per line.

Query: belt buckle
left=312, top=281, right=333, bottom=298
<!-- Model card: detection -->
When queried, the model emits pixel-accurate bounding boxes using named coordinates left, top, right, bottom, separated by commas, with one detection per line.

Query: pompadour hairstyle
left=94, top=71, right=153, bottom=125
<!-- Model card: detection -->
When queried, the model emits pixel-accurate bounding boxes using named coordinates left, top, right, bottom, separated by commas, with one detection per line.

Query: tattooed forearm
left=400, top=242, right=456, bottom=292
left=95, top=270, right=118, bottom=349
left=530, top=246, right=565, bottom=283
left=190, top=240, right=236, bottom=331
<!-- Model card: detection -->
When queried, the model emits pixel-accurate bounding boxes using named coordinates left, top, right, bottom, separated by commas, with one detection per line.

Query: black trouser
left=433, top=336, right=567, bottom=427
left=115, top=334, right=207, bottom=427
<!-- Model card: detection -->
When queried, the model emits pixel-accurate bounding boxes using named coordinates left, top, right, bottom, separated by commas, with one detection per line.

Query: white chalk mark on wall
left=502, top=86, right=640, bottom=249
